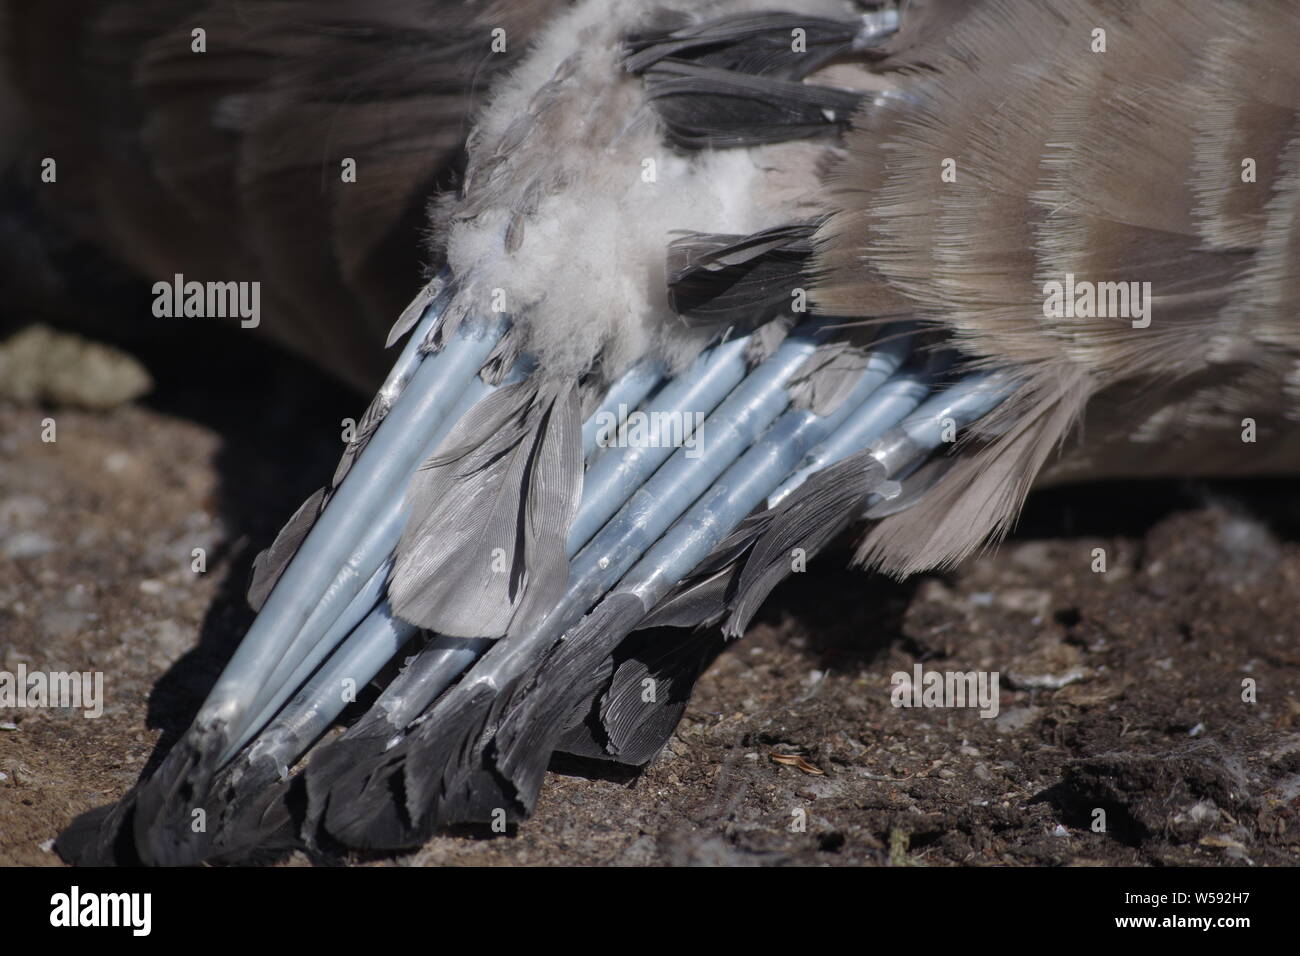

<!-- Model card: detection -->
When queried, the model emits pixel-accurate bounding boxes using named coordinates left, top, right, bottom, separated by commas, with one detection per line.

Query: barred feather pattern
left=812, top=0, right=1300, bottom=574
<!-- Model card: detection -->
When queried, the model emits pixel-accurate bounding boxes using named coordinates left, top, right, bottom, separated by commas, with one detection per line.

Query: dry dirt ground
left=2, top=321, right=1299, bottom=867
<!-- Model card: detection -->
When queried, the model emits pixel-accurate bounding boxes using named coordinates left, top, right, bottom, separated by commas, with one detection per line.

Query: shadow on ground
left=3, top=316, right=1299, bottom=866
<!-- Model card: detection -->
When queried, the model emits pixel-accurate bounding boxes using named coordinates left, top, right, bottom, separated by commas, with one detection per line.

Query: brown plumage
left=1, top=0, right=564, bottom=389
left=812, top=0, right=1300, bottom=574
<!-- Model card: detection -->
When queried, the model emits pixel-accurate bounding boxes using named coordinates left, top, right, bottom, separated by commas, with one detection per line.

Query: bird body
left=817, top=0, right=1300, bottom=572
left=2, top=0, right=566, bottom=389
left=5, top=0, right=1294, bottom=863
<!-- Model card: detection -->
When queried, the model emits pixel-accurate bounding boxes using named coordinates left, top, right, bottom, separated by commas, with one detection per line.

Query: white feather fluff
left=443, top=0, right=862, bottom=379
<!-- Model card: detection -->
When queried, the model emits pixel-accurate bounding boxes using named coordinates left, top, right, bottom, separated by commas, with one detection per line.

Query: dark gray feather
left=55, top=801, right=133, bottom=866
left=636, top=510, right=772, bottom=629
left=594, top=627, right=727, bottom=764
left=317, top=593, right=646, bottom=848
left=667, top=222, right=817, bottom=329
left=246, top=486, right=326, bottom=613
left=488, top=594, right=651, bottom=807
left=640, top=61, right=864, bottom=149
left=641, top=450, right=891, bottom=639
left=315, top=672, right=522, bottom=847
left=625, top=12, right=859, bottom=79
left=724, top=450, right=890, bottom=636
left=329, top=396, right=385, bottom=491
left=384, top=275, right=447, bottom=348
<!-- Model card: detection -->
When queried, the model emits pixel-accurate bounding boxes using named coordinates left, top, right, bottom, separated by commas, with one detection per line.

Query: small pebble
left=104, top=451, right=132, bottom=473
left=41, top=608, right=88, bottom=639
left=0, top=494, right=49, bottom=528
left=4, top=532, right=55, bottom=559
left=996, top=707, right=1042, bottom=734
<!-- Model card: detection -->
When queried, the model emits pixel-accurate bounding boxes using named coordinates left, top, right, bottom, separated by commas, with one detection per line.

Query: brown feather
left=813, top=0, right=1300, bottom=574
left=2, top=0, right=565, bottom=390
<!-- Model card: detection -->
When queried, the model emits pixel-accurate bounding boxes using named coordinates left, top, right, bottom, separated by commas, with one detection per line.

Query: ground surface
left=2, top=321, right=1299, bottom=867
